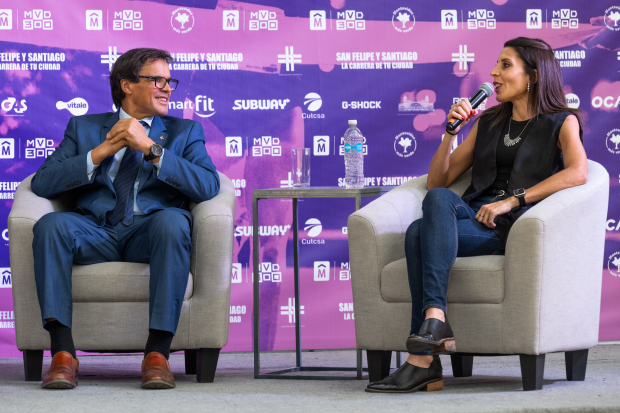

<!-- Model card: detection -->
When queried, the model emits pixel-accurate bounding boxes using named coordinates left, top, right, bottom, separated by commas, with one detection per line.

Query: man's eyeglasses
left=138, top=76, right=179, bottom=91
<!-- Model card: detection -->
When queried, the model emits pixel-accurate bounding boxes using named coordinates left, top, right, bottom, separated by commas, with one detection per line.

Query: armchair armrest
left=9, top=173, right=67, bottom=348
left=502, top=160, right=609, bottom=355
left=187, top=171, right=236, bottom=348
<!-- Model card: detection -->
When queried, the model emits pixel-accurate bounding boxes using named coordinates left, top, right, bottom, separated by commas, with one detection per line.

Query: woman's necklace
left=504, top=116, right=532, bottom=147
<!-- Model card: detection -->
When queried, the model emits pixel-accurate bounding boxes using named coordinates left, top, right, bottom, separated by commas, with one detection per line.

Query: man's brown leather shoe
left=141, top=352, right=175, bottom=389
left=41, top=351, right=79, bottom=389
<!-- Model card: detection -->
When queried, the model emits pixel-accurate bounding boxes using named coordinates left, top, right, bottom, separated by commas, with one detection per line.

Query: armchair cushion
left=71, top=263, right=193, bottom=303
left=380, top=256, right=505, bottom=304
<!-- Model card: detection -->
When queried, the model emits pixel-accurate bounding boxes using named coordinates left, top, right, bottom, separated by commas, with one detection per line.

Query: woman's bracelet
left=445, top=129, right=457, bottom=136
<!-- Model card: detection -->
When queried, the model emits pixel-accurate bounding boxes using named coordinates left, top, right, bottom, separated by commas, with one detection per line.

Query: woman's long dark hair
left=484, top=37, right=583, bottom=129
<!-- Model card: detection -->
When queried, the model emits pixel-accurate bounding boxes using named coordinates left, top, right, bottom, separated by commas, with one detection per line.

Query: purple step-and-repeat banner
left=0, top=0, right=619, bottom=357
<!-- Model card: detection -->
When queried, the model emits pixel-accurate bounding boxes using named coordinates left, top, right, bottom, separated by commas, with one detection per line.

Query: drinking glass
left=291, top=148, right=310, bottom=187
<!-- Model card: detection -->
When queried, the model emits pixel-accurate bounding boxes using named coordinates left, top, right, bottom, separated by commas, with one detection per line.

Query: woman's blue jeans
left=405, top=188, right=505, bottom=355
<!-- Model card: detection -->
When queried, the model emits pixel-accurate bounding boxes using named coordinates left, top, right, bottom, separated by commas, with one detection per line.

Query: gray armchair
left=348, top=160, right=609, bottom=390
left=9, top=172, right=235, bottom=383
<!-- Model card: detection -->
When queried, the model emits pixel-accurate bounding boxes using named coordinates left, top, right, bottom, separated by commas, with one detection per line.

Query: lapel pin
left=160, top=136, right=164, bottom=140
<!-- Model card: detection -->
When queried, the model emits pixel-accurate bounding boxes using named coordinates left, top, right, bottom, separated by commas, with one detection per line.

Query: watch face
left=513, top=188, right=526, bottom=197
left=151, top=144, right=163, bottom=157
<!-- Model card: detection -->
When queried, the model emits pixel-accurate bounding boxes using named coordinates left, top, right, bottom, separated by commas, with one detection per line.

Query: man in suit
left=30, top=48, right=220, bottom=390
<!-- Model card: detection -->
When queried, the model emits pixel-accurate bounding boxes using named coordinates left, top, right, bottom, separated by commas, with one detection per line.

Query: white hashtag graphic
left=101, top=46, right=121, bottom=71
left=280, top=297, right=304, bottom=323
left=277, top=46, right=302, bottom=71
left=452, top=45, right=474, bottom=71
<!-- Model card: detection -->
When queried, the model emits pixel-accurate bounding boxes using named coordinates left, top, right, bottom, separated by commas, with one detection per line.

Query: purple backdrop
left=0, top=0, right=619, bottom=357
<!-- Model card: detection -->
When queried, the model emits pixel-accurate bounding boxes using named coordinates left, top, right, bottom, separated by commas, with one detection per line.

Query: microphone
left=446, top=82, right=494, bottom=133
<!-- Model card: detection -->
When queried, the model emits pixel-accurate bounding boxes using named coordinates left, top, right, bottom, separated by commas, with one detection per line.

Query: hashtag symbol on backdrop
left=280, top=298, right=304, bottom=323
left=101, top=46, right=121, bottom=71
left=452, top=45, right=475, bottom=71
left=277, top=46, right=302, bottom=71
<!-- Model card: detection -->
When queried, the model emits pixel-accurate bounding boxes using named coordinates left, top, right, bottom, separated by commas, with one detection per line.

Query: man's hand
left=475, top=197, right=519, bottom=229
left=91, top=135, right=129, bottom=165
left=106, top=118, right=155, bottom=155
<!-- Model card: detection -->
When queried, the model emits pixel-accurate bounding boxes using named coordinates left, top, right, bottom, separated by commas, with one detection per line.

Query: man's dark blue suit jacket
left=31, top=111, right=220, bottom=226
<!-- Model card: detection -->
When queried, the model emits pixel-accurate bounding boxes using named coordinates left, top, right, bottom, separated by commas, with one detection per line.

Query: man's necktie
left=106, top=121, right=147, bottom=226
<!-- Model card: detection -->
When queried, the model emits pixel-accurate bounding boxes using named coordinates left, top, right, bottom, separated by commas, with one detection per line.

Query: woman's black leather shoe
left=365, top=356, right=443, bottom=393
left=406, top=318, right=456, bottom=355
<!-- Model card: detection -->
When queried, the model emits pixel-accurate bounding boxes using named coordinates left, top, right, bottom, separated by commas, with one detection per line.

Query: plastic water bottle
left=344, top=120, right=364, bottom=189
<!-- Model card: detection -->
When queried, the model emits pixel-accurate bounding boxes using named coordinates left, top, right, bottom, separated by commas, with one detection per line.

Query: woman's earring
left=527, top=82, right=530, bottom=92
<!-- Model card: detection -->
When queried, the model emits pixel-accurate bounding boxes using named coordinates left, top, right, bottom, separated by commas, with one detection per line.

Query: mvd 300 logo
left=26, top=138, right=55, bottom=159
left=551, top=9, right=578, bottom=29
left=252, top=136, right=281, bottom=156
left=336, top=10, right=365, bottom=30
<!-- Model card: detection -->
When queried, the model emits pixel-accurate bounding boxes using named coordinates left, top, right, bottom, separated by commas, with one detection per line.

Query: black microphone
left=446, top=82, right=494, bottom=133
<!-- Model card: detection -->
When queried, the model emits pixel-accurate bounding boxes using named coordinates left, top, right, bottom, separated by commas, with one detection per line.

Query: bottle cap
left=348, top=120, right=357, bottom=126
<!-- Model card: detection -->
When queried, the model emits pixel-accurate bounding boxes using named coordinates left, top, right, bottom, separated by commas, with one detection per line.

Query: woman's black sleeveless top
left=460, top=111, right=582, bottom=246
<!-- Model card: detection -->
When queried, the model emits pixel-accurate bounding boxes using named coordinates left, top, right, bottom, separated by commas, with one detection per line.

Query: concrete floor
left=1, top=345, right=619, bottom=413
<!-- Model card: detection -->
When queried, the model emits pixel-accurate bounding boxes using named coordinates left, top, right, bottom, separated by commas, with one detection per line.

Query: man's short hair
left=109, top=48, right=174, bottom=108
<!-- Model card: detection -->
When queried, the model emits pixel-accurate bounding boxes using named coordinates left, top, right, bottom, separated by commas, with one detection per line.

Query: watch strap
left=518, top=195, right=526, bottom=207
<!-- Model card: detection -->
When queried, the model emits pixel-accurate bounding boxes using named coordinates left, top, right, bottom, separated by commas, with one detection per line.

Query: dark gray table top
left=252, top=186, right=396, bottom=199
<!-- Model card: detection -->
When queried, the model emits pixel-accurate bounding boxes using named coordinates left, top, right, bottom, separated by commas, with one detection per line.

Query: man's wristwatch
left=144, top=143, right=163, bottom=161
left=513, top=188, right=526, bottom=207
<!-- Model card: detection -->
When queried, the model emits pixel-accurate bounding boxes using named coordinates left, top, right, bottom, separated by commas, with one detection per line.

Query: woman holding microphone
left=366, top=37, right=587, bottom=394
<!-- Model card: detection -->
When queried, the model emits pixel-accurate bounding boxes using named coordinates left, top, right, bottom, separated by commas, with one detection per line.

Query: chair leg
left=196, top=348, right=221, bottom=383
left=184, top=349, right=197, bottom=375
left=450, top=354, right=474, bottom=377
left=366, top=350, right=392, bottom=383
left=565, top=349, right=588, bottom=381
left=23, top=350, right=43, bottom=381
left=519, top=354, right=545, bottom=391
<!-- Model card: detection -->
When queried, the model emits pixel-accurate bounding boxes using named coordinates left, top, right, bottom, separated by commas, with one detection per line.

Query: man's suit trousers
left=32, top=208, right=192, bottom=334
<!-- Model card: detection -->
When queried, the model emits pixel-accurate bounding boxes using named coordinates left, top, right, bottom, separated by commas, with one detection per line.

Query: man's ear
left=120, top=79, right=133, bottom=97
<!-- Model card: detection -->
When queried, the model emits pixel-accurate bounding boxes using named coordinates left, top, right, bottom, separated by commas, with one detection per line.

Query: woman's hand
left=447, top=100, right=478, bottom=135
left=475, top=197, right=519, bottom=228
